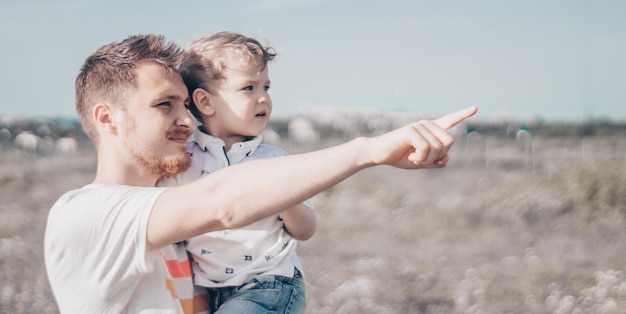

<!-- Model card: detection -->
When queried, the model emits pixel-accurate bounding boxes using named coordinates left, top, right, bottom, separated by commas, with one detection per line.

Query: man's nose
left=177, top=108, right=195, bottom=128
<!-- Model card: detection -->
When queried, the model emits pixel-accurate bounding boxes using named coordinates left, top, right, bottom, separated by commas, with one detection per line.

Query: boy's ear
left=93, top=103, right=117, bottom=134
left=192, top=88, right=215, bottom=116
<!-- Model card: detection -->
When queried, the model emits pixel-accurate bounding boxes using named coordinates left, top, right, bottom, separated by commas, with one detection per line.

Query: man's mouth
left=255, top=112, right=267, bottom=117
left=168, top=129, right=191, bottom=143
left=169, top=136, right=187, bottom=143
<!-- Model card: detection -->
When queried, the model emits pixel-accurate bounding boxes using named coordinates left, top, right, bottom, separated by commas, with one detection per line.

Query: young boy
left=158, top=31, right=315, bottom=313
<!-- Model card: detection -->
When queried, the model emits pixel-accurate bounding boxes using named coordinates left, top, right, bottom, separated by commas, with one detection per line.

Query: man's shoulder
left=57, top=184, right=162, bottom=199
left=51, top=184, right=166, bottom=214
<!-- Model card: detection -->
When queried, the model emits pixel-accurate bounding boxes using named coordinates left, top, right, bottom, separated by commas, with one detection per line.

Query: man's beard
left=125, top=117, right=192, bottom=178
left=136, top=147, right=191, bottom=178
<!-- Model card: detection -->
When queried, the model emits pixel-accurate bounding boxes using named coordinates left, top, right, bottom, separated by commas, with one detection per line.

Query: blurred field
left=1, top=134, right=626, bottom=313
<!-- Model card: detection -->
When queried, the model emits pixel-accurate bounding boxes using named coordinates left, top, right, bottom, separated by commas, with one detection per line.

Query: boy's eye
left=243, top=86, right=253, bottom=91
left=156, top=102, right=171, bottom=107
left=264, top=85, right=270, bottom=91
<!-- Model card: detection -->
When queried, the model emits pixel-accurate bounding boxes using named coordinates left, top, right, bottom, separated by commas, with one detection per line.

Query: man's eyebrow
left=153, top=94, right=189, bottom=105
left=156, top=94, right=185, bottom=102
left=166, top=94, right=185, bottom=100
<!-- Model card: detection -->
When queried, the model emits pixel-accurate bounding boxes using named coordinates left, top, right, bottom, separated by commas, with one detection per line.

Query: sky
left=1, top=0, right=625, bottom=122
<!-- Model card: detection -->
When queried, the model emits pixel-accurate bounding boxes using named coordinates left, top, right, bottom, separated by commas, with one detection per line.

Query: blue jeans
left=206, top=268, right=306, bottom=314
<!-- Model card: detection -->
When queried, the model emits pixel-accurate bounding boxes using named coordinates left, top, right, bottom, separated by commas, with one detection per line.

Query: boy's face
left=206, top=64, right=272, bottom=144
left=117, top=61, right=194, bottom=177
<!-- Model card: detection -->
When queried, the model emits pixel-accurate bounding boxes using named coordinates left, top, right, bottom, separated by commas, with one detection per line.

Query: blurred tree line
left=1, top=114, right=625, bottom=150
left=465, top=119, right=626, bottom=138
left=0, top=116, right=90, bottom=150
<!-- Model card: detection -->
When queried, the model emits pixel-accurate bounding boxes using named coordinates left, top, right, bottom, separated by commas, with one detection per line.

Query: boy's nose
left=258, top=93, right=270, bottom=104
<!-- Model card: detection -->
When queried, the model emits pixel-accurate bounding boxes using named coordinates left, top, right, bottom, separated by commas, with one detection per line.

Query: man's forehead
left=135, top=61, right=179, bottom=80
left=132, top=62, right=188, bottom=99
left=134, top=65, right=185, bottom=90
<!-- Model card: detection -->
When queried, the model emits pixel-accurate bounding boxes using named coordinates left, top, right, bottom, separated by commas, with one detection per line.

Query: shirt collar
left=189, top=126, right=263, bottom=156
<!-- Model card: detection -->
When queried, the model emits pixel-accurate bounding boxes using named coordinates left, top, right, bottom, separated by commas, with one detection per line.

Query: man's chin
left=159, top=154, right=192, bottom=178
left=142, top=153, right=191, bottom=178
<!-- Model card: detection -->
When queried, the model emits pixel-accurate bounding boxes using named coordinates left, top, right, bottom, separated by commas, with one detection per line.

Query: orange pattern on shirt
left=161, top=246, right=209, bottom=314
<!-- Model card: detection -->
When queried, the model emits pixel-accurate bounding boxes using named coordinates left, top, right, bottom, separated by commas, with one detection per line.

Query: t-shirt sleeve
left=48, top=185, right=167, bottom=303
left=90, top=186, right=165, bottom=286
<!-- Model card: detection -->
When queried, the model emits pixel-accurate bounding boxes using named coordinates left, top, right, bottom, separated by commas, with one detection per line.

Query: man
left=44, top=33, right=477, bottom=313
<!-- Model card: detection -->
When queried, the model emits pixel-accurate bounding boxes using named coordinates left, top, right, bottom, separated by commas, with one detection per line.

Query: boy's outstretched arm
left=281, top=203, right=317, bottom=240
left=147, top=106, right=478, bottom=250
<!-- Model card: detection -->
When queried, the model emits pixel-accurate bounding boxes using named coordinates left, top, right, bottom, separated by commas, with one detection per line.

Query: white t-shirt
left=44, top=184, right=202, bottom=313
left=159, top=128, right=314, bottom=288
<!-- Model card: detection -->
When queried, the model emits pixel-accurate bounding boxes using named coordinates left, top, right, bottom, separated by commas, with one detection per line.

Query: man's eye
left=157, top=102, right=171, bottom=107
left=243, top=86, right=253, bottom=91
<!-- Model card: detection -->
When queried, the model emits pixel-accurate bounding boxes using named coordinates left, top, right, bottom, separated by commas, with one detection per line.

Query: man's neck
left=93, top=149, right=159, bottom=187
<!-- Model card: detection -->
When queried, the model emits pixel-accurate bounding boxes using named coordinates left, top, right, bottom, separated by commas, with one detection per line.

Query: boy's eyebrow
left=237, top=78, right=270, bottom=85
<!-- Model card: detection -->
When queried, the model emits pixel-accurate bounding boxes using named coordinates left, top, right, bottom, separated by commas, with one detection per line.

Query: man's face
left=118, top=61, right=194, bottom=178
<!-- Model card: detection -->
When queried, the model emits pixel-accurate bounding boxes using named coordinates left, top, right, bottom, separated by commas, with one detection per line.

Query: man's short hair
left=75, top=34, right=182, bottom=144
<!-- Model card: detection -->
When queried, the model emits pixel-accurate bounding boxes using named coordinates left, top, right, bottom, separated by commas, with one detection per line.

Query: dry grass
left=0, top=149, right=96, bottom=313
left=1, top=136, right=625, bottom=313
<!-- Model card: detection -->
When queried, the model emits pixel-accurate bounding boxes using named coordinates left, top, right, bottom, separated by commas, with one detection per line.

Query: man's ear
left=93, top=103, right=117, bottom=134
left=192, top=88, right=215, bottom=116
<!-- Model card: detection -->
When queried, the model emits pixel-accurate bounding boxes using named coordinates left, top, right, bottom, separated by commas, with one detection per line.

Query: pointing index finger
left=432, top=106, right=478, bottom=130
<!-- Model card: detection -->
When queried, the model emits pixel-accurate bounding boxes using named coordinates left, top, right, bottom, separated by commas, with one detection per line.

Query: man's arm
left=146, top=106, right=478, bottom=251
